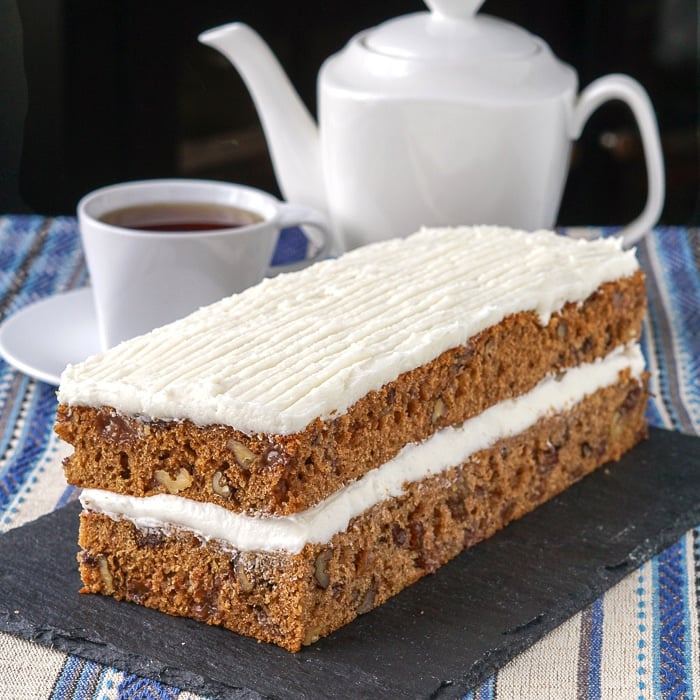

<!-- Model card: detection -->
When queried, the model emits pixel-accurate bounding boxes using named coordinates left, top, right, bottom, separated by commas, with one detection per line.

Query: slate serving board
left=1, top=427, right=699, bottom=699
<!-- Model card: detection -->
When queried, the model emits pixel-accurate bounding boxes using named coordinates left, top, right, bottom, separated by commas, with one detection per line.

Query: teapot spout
left=199, top=23, right=325, bottom=215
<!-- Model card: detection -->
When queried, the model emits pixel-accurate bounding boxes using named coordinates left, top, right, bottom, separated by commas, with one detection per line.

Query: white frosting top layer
left=80, top=343, right=645, bottom=553
left=59, top=226, right=639, bottom=435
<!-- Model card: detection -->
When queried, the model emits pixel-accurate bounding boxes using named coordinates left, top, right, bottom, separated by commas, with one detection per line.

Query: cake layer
left=58, top=226, right=639, bottom=435
left=77, top=370, right=648, bottom=652
left=79, top=344, right=646, bottom=553
left=57, top=272, right=646, bottom=516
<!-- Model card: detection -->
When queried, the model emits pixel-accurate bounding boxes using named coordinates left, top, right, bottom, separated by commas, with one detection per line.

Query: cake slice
left=55, top=226, right=648, bottom=652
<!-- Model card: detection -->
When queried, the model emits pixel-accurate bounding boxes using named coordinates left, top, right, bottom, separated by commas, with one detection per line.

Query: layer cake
left=55, top=226, right=648, bottom=652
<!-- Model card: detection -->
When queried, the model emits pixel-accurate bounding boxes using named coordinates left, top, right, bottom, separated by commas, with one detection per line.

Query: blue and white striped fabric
left=0, top=218, right=698, bottom=700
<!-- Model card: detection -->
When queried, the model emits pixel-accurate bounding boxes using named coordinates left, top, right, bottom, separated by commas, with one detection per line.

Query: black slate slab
left=1, top=427, right=699, bottom=699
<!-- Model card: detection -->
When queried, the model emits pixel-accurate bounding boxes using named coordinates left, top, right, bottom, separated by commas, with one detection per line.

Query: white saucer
left=0, top=288, right=101, bottom=385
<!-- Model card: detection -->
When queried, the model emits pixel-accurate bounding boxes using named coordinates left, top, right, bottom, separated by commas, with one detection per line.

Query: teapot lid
left=323, top=0, right=577, bottom=101
left=364, top=0, right=540, bottom=64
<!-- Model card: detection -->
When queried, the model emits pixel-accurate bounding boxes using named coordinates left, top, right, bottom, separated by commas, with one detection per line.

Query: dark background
left=1, top=0, right=698, bottom=225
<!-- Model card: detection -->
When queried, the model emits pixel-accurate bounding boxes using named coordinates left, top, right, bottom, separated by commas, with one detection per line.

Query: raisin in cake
left=55, top=225, right=648, bottom=652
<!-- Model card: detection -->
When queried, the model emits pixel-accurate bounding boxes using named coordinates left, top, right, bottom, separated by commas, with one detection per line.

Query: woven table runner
left=0, top=218, right=698, bottom=699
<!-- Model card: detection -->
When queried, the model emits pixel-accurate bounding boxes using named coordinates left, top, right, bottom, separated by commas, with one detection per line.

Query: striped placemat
left=0, top=217, right=698, bottom=699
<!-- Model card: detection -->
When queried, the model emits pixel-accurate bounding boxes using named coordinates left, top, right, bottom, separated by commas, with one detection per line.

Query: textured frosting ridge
left=59, top=226, right=639, bottom=434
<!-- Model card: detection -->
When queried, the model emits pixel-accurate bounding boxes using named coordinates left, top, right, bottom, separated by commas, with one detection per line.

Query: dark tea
left=99, top=202, right=264, bottom=232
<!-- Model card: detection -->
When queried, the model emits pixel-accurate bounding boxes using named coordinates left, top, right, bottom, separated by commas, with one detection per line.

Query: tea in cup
left=78, top=178, right=338, bottom=349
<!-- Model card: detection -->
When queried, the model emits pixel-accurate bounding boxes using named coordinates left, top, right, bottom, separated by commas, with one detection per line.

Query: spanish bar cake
left=55, top=226, right=648, bottom=652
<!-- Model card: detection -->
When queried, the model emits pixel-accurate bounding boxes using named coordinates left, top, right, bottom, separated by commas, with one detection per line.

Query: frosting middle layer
left=80, top=343, right=645, bottom=553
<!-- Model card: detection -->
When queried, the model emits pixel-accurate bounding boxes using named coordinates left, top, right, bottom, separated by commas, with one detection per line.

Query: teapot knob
left=425, top=0, right=486, bottom=21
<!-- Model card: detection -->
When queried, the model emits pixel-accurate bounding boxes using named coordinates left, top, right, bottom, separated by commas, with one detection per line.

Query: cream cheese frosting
left=59, top=226, right=639, bottom=435
left=80, top=343, right=645, bottom=553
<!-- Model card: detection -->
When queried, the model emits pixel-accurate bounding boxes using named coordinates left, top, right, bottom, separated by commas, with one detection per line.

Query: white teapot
left=200, top=0, right=664, bottom=250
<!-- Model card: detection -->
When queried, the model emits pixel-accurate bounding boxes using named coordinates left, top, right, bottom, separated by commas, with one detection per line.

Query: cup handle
left=269, top=203, right=341, bottom=274
left=571, top=74, right=665, bottom=248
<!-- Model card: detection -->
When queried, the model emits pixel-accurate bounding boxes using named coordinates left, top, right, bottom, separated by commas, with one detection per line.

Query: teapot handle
left=571, top=74, right=665, bottom=248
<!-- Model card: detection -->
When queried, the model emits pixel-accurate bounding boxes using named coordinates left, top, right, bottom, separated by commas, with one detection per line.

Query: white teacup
left=78, top=179, right=337, bottom=349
